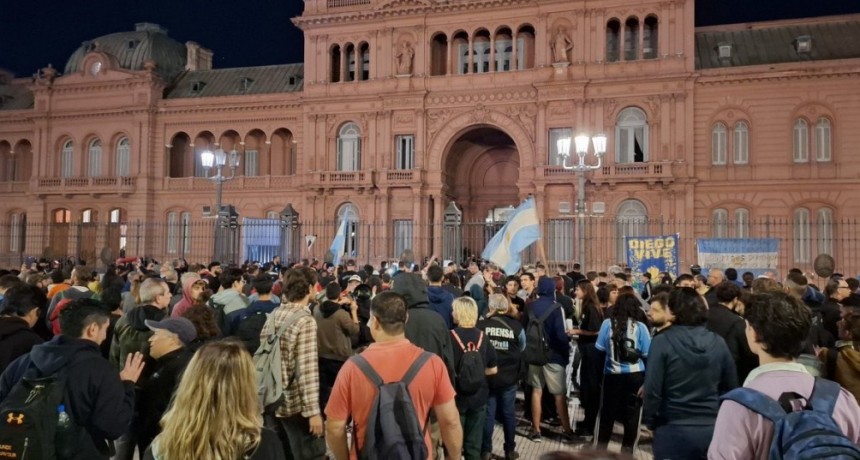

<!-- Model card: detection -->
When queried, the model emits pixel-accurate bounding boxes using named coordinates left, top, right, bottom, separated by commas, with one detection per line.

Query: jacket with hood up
left=522, top=277, right=570, bottom=366
left=109, top=304, right=167, bottom=374
left=0, top=316, right=43, bottom=373
left=314, top=300, right=359, bottom=361
left=170, top=277, right=201, bottom=319
left=0, top=335, right=135, bottom=459
left=642, top=325, right=738, bottom=429
left=427, top=285, right=455, bottom=329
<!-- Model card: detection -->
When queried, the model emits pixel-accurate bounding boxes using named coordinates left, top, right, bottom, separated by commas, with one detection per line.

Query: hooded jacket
left=0, top=317, right=43, bottom=373
left=0, top=335, right=135, bottom=459
left=314, top=300, right=359, bottom=361
left=109, top=304, right=167, bottom=373
left=523, top=277, right=570, bottom=366
left=394, top=272, right=456, bottom=383
left=427, top=286, right=455, bottom=329
left=209, top=287, right=250, bottom=315
left=642, top=325, right=738, bottom=429
left=170, top=277, right=200, bottom=319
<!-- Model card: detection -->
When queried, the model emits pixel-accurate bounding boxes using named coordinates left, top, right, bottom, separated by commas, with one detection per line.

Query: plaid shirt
left=260, top=302, right=320, bottom=418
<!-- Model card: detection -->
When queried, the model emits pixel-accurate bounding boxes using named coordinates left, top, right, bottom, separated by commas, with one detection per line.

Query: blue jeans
left=482, top=385, right=517, bottom=455
left=652, top=424, right=714, bottom=460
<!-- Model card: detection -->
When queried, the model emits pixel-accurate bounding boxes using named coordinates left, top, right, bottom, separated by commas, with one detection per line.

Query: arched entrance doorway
left=443, top=126, right=520, bottom=258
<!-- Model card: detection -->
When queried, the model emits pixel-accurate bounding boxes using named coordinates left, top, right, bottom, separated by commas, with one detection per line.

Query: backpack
left=451, top=330, right=486, bottom=395
left=208, top=298, right=231, bottom=336
left=612, top=319, right=642, bottom=364
left=720, top=378, right=860, bottom=460
left=351, top=352, right=433, bottom=460
left=523, top=303, right=560, bottom=366
left=236, top=310, right=270, bottom=354
left=0, top=365, right=81, bottom=460
left=253, top=309, right=309, bottom=413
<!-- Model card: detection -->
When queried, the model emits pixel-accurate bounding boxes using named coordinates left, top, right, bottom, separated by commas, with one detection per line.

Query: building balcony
left=378, top=169, right=425, bottom=188
left=163, top=175, right=299, bottom=192
left=32, top=176, right=137, bottom=197
left=538, top=162, right=675, bottom=187
left=315, top=170, right=376, bottom=192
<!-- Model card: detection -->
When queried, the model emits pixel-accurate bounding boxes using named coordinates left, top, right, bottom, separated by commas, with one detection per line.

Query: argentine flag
left=481, top=197, right=541, bottom=274
left=330, top=212, right=350, bottom=266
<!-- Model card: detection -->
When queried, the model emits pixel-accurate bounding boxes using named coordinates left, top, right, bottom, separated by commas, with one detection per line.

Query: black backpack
left=236, top=310, right=269, bottom=354
left=612, top=319, right=643, bottom=364
left=0, top=365, right=81, bottom=460
left=351, top=352, right=433, bottom=460
left=523, top=303, right=560, bottom=366
left=451, top=330, right=486, bottom=395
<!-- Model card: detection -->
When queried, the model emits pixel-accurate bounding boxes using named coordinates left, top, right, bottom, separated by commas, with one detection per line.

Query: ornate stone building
left=1, top=1, right=859, bottom=273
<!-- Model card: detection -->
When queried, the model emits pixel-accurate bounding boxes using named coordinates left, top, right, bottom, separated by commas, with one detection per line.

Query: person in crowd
left=209, top=267, right=250, bottom=315
left=707, top=281, right=759, bottom=383
left=526, top=277, right=575, bottom=442
left=121, top=272, right=145, bottom=313
left=784, top=272, right=834, bottom=373
left=110, top=277, right=172, bottom=460
left=228, top=275, right=279, bottom=335
left=136, top=317, right=196, bottom=453
left=46, top=267, right=71, bottom=299
left=819, top=309, right=860, bottom=404
left=428, top=264, right=455, bottom=329
left=170, top=275, right=206, bottom=318
left=325, top=291, right=463, bottom=460
left=710, top=291, right=860, bottom=459
left=502, top=275, right=525, bottom=319
left=478, top=294, right=524, bottom=460
left=741, top=272, right=755, bottom=290
left=234, top=275, right=282, bottom=353
left=181, top=304, right=222, bottom=352
left=0, top=284, right=46, bottom=372
left=259, top=267, right=325, bottom=459
left=47, top=265, right=98, bottom=327
left=450, top=297, right=498, bottom=460
left=0, top=298, right=145, bottom=459
left=640, top=272, right=653, bottom=301
left=314, top=281, right=359, bottom=410
left=143, top=340, right=285, bottom=460
left=554, top=276, right=575, bottom=323
left=822, top=275, right=852, bottom=339
left=643, top=287, right=738, bottom=460
left=569, top=279, right=604, bottom=440
left=99, top=285, right=124, bottom=359
left=518, top=272, right=537, bottom=303
left=0, top=274, right=23, bottom=302
left=464, top=261, right=485, bottom=292
left=594, top=293, right=651, bottom=452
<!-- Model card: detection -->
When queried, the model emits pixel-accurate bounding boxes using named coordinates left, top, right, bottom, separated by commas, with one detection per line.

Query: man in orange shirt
left=325, top=291, right=463, bottom=460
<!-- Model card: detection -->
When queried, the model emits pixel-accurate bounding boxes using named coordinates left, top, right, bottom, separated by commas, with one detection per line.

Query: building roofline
left=695, top=13, right=860, bottom=33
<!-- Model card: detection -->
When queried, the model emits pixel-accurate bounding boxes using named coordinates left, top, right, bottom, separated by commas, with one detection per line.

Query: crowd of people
left=0, top=255, right=859, bottom=460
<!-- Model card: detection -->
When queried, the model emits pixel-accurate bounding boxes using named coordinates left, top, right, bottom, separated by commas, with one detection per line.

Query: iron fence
left=0, top=216, right=857, bottom=279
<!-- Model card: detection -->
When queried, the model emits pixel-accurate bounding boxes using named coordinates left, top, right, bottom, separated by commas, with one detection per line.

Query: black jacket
left=706, top=303, right=758, bottom=382
left=137, top=347, right=194, bottom=448
left=642, top=325, right=738, bottom=429
left=478, top=315, right=524, bottom=389
left=0, top=335, right=135, bottom=459
left=0, top=317, right=43, bottom=373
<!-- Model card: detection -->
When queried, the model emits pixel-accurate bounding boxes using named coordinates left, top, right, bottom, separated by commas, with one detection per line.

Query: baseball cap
left=348, top=274, right=362, bottom=283
left=145, top=318, right=197, bottom=345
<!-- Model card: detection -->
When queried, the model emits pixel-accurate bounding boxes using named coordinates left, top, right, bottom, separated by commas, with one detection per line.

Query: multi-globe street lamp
left=557, top=134, right=607, bottom=270
left=201, top=148, right=240, bottom=262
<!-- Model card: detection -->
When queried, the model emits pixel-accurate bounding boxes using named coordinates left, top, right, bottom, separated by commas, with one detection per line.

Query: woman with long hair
left=144, top=340, right=284, bottom=460
left=569, top=279, right=605, bottom=439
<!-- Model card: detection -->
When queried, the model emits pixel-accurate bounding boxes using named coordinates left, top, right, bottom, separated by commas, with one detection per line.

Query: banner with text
left=696, top=238, right=779, bottom=277
left=626, top=234, right=680, bottom=279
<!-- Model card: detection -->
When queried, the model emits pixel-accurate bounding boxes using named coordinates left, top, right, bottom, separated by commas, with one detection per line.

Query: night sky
left=1, top=0, right=859, bottom=77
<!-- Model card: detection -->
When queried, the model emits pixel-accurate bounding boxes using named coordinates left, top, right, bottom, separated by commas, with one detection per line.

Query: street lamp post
left=558, top=134, right=607, bottom=270
left=201, top=148, right=240, bottom=262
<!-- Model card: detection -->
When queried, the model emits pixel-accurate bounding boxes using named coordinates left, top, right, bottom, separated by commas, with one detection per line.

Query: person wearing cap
left=137, top=317, right=197, bottom=453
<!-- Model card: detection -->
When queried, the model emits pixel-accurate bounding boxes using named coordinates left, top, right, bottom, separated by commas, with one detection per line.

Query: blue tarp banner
left=626, top=234, right=680, bottom=279
left=696, top=238, right=779, bottom=277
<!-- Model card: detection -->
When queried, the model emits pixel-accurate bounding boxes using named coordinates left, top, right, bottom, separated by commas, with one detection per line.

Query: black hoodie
left=0, top=317, right=43, bottom=373
left=642, top=325, right=738, bottom=429
left=0, top=335, right=135, bottom=459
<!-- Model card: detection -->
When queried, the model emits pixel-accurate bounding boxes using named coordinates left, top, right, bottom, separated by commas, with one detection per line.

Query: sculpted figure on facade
left=395, top=41, right=414, bottom=74
left=551, top=27, right=572, bottom=63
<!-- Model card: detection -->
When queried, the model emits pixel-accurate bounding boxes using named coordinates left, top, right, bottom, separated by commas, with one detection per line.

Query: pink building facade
left=1, top=0, right=859, bottom=274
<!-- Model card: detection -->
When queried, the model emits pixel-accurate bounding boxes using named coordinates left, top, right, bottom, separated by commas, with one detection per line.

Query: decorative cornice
left=426, top=88, right=537, bottom=106
left=696, top=67, right=860, bottom=86
left=294, top=0, right=535, bottom=28
left=162, top=116, right=299, bottom=127
left=158, top=104, right=303, bottom=115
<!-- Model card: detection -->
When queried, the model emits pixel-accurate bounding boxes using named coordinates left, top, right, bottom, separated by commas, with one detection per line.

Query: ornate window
left=245, top=150, right=259, bottom=176
left=393, top=220, right=413, bottom=259
left=9, top=212, right=25, bottom=252
left=337, top=123, right=361, bottom=171
left=817, top=208, right=833, bottom=256
left=711, top=123, right=727, bottom=165
left=61, top=140, right=74, bottom=178
left=733, top=122, right=749, bottom=164
left=712, top=209, right=729, bottom=238
left=615, top=200, right=648, bottom=261
left=616, top=107, right=648, bottom=163
left=335, top=203, right=360, bottom=260
left=815, top=118, right=832, bottom=162
left=549, top=128, right=573, bottom=166
left=793, top=208, right=810, bottom=263
left=395, top=135, right=414, bottom=170
left=116, top=137, right=131, bottom=176
left=87, top=139, right=102, bottom=177
left=735, top=208, right=750, bottom=238
left=793, top=119, right=809, bottom=163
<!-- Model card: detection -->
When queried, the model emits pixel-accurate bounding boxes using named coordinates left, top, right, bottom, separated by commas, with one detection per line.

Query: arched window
left=817, top=208, right=833, bottom=256
left=359, top=43, right=370, bottom=81
left=616, top=107, right=648, bottom=163
left=733, top=122, right=749, bottom=164
left=615, top=200, right=648, bottom=261
left=711, top=123, right=727, bottom=165
left=793, top=208, right=810, bottom=263
left=166, top=212, right=179, bottom=254
left=61, top=140, right=74, bottom=178
left=516, top=25, right=535, bottom=70
left=167, top=211, right=192, bottom=255
left=87, top=139, right=102, bottom=177
left=472, top=30, right=491, bottom=74
left=793, top=119, right=809, bottom=163
left=815, top=118, right=832, bottom=162
left=735, top=208, right=750, bottom=238
left=337, top=123, right=361, bottom=171
left=116, top=137, right=130, bottom=176
left=334, top=203, right=361, bottom=261
left=9, top=212, right=25, bottom=252
left=430, top=33, right=448, bottom=76
left=453, top=32, right=469, bottom=75
left=345, top=44, right=356, bottom=82
left=624, top=17, right=640, bottom=61
left=494, top=29, right=513, bottom=72
left=643, top=16, right=658, bottom=59
left=712, top=208, right=728, bottom=237
left=330, top=45, right=342, bottom=82
left=606, top=19, right=621, bottom=62
left=245, top=148, right=259, bottom=176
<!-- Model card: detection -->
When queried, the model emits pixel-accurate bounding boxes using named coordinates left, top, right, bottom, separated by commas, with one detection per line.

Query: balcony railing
left=317, top=170, right=375, bottom=189
left=538, top=162, right=674, bottom=186
left=163, top=175, right=300, bottom=191
left=328, top=0, right=370, bottom=7
left=32, top=176, right=137, bottom=195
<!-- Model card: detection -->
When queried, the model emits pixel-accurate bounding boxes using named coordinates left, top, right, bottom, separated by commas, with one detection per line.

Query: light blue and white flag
left=696, top=238, right=779, bottom=277
left=482, top=197, right=541, bottom=274
left=330, top=212, right=350, bottom=266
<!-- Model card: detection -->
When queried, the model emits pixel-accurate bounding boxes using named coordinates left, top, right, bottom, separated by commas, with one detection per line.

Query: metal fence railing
left=0, top=216, right=857, bottom=277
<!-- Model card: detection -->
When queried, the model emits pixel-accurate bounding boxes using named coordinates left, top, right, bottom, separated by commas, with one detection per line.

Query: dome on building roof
left=64, top=23, right=188, bottom=79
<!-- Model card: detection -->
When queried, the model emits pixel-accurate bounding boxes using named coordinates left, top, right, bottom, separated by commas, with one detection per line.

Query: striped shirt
left=595, top=318, right=651, bottom=374
left=259, top=302, right=321, bottom=418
